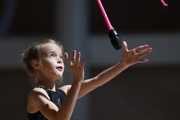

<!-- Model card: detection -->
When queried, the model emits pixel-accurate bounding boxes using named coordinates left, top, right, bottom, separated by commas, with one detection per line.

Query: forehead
left=41, top=43, right=62, bottom=54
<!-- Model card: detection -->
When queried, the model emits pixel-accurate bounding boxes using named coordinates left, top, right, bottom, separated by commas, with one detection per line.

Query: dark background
left=90, top=0, right=180, bottom=34
left=0, top=0, right=179, bottom=36
left=90, top=65, right=180, bottom=120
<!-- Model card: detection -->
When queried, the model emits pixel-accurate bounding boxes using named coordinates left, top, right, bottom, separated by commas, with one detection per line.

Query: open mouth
left=56, top=66, right=63, bottom=71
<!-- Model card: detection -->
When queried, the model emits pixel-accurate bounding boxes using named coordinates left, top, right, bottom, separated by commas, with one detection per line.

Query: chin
left=56, top=74, right=63, bottom=79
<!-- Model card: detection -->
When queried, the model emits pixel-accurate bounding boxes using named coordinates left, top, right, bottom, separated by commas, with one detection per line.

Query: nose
left=57, top=57, right=63, bottom=63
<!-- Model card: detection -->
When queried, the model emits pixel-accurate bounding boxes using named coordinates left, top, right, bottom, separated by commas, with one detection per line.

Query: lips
left=56, top=66, right=63, bottom=71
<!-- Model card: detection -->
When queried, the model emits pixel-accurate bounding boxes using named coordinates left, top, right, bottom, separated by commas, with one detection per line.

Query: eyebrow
left=48, top=50, right=56, bottom=53
left=48, top=50, right=62, bottom=55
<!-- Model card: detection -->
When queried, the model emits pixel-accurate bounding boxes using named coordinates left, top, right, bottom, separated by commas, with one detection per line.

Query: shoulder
left=28, top=87, right=51, bottom=104
left=58, top=85, right=72, bottom=95
left=29, top=87, right=50, bottom=100
left=27, top=87, right=50, bottom=113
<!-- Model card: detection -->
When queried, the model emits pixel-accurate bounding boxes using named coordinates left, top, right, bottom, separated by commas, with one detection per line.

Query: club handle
left=108, top=29, right=122, bottom=50
left=97, top=0, right=114, bottom=30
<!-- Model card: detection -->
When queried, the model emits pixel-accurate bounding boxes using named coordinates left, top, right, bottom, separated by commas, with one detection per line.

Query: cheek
left=41, top=59, right=54, bottom=69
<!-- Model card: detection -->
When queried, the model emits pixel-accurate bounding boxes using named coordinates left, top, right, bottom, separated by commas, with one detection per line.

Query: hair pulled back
left=22, top=38, right=64, bottom=87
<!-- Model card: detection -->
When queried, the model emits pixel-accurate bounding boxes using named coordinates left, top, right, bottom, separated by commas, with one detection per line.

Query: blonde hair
left=22, top=38, right=64, bottom=87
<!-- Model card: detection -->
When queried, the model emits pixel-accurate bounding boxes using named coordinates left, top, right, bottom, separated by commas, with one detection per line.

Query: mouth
left=56, top=66, right=63, bottom=71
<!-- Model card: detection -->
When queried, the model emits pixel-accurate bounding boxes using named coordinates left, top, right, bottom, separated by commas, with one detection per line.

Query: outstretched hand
left=122, top=41, right=152, bottom=67
left=64, top=50, right=86, bottom=83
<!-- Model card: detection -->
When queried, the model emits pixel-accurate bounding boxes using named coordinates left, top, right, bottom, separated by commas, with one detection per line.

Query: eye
left=49, top=53, right=57, bottom=58
left=59, top=55, right=63, bottom=59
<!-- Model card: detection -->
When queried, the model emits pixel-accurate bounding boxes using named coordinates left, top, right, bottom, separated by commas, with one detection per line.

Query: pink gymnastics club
left=96, top=0, right=168, bottom=49
left=97, top=0, right=122, bottom=50
left=160, top=0, right=169, bottom=9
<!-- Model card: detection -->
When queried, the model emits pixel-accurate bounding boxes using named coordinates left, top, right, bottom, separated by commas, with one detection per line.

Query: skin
left=27, top=41, right=152, bottom=120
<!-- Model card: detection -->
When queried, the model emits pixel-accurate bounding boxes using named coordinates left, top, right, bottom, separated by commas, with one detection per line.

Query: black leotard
left=28, top=86, right=66, bottom=120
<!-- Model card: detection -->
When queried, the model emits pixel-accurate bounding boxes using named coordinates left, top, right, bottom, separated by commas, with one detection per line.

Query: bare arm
left=56, top=82, right=82, bottom=119
left=29, top=83, right=81, bottom=120
left=78, top=41, right=152, bottom=98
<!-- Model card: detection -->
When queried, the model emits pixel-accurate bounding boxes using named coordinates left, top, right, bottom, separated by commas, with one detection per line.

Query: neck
left=37, top=79, right=56, bottom=91
left=35, top=72, right=59, bottom=91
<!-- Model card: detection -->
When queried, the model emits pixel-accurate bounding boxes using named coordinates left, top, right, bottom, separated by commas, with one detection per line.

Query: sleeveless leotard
left=28, top=86, right=66, bottom=120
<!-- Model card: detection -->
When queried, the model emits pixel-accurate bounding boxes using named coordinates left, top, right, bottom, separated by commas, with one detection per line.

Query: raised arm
left=78, top=41, right=152, bottom=98
left=57, top=50, right=86, bottom=119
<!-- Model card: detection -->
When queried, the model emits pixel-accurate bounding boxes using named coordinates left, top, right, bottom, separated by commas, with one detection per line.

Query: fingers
left=77, top=51, right=81, bottom=64
left=72, top=50, right=76, bottom=62
left=81, top=58, right=86, bottom=68
left=64, top=52, right=71, bottom=66
left=137, top=47, right=152, bottom=63
left=122, top=41, right=153, bottom=66
left=76, top=51, right=86, bottom=68
left=122, top=41, right=128, bottom=52
left=135, top=45, right=149, bottom=53
left=137, top=47, right=152, bottom=58
left=124, top=41, right=152, bottom=54
left=64, top=50, right=86, bottom=67
left=137, top=59, right=149, bottom=63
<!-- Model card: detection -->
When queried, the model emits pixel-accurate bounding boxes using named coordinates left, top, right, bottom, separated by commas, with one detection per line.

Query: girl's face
left=38, top=43, right=64, bottom=80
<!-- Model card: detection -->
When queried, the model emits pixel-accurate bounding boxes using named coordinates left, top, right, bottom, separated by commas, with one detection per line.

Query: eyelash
left=59, top=55, right=63, bottom=59
left=49, top=53, right=63, bottom=59
left=50, top=53, right=56, bottom=57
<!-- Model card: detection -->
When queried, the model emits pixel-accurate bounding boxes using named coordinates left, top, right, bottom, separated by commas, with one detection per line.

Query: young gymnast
left=22, top=38, right=152, bottom=120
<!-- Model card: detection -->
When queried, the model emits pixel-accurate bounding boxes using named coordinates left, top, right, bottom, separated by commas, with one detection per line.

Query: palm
left=122, top=41, right=152, bottom=67
left=64, top=50, right=86, bottom=82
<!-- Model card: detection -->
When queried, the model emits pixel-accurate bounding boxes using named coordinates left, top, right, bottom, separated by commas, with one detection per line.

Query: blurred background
left=0, top=0, right=180, bottom=120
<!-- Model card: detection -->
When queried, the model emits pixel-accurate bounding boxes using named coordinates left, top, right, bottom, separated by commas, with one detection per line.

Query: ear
left=31, top=60, right=39, bottom=70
